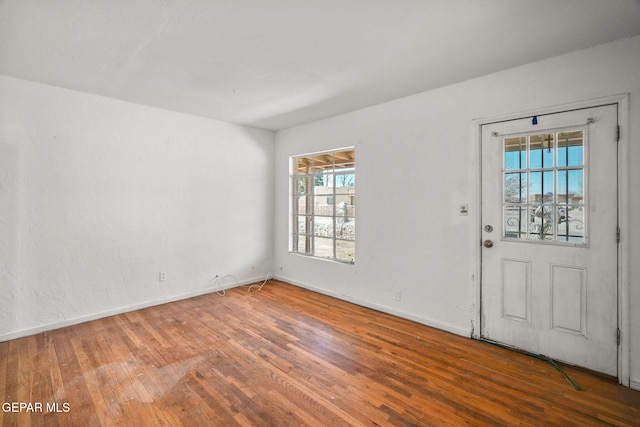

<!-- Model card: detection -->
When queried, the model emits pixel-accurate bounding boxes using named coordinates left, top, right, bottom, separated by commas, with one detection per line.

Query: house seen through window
left=291, top=148, right=355, bottom=263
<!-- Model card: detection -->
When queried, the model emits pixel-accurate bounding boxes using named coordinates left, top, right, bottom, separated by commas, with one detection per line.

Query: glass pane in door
left=502, top=129, right=586, bottom=244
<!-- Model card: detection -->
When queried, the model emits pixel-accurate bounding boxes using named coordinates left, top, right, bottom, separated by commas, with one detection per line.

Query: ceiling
left=2, top=1, right=640, bottom=131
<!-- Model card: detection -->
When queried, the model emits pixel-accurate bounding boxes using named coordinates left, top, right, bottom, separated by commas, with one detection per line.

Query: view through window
left=503, top=130, right=586, bottom=244
left=291, top=148, right=355, bottom=262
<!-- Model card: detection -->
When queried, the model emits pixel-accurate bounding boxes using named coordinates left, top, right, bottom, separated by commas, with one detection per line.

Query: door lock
left=484, top=225, right=493, bottom=233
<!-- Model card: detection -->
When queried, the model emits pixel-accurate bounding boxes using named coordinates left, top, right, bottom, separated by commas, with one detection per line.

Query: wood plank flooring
left=1, top=280, right=639, bottom=426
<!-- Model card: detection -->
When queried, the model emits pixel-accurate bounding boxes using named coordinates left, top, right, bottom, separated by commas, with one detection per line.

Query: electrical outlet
left=394, top=290, right=401, bottom=301
left=159, top=271, right=167, bottom=281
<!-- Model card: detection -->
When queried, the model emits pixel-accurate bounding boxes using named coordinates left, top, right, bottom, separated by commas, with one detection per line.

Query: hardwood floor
left=1, top=280, right=639, bottom=426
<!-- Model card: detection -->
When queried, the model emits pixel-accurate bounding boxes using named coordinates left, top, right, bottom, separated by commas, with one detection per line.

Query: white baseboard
left=273, top=274, right=471, bottom=339
left=0, top=275, right=268, bottom=343
left=630, top=379, right=640, bottom=391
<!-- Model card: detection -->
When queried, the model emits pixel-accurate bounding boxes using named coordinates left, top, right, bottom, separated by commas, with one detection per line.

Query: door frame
left=472, top=94, right=631, bottom=386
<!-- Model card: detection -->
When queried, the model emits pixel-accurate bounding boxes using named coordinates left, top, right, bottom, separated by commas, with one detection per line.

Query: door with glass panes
left=480, top=104, right=618, bottom=376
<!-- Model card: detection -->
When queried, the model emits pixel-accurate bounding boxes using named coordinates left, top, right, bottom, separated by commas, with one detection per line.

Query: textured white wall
left=274, top=35, right=640, bottom=385
left=0, top=75, right=274, bottom=340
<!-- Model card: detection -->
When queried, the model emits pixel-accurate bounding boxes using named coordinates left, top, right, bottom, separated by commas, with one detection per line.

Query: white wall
left=0, top=75, right=274, bottom=340
left=274, top=35, right=640, bottom=385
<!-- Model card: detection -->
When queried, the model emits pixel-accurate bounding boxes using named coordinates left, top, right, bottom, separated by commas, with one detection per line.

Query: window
left=291, top=148, right=355, bottom=263
left=503, top=130, right=586, bottom=244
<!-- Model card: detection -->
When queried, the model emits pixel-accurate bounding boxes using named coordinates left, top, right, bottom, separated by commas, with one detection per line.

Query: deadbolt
left=483, top=240, right=494, bottom=248
left=484, top=225, right=493, bottom=233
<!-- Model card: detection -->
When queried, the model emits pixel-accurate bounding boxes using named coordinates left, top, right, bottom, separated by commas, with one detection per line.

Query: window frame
left=290, top=147, right=355, bottom=263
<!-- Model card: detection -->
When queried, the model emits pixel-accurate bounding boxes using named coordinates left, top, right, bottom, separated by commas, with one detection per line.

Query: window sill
left=289, top=252, right=355, bottom=266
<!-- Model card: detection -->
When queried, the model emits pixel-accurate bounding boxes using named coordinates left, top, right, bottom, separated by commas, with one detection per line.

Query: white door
left=480, top=104, right=618, bottom=376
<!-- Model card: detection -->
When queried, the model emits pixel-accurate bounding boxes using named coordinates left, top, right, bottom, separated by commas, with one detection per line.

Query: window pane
left=337, top=219, right=355, bottom=240
left=530, top=133, right=554, bottom=169
left=313, top=170, right=329, bottom=187
left=558, top=130, right=584, bottom=167
left=334, top=150, right=355, bottom=171
left=504, top=172, right=526, bottom=203
left=314, top=195, right=332, bottom=217
left=313, top=153, right=333, bottom=173
left=294, top=177, right=308, bottom=195
left=557, top=206, right=585, bottom=243
left=313, top=217, right=334, bottom=237
left=336, top=240, right=355, bottom=262
left=529, top=205, right=555, bottom=240
left=557, top=170, right=568, bottom=202
left=568, top=169, right=584, bottom=201
left=335, top=172, right=354, bottom=193
left=504, top=205, right=527, bottom=239
left=295, top=195, right=307, bottom=214
left=313, top=237, right=334, bottom=258
left=294, top=156, right=312, bottom=174
left=557, top=169, right=584, bottom=204
left=297, top=234, right=309, bottom=254
left=529, top=171, right=554, bottom=203
left=557, top=206, right=568, bottom=242
left=504, top=137, right=526, bottom=171
left=294, top=215, right=306, bottom=235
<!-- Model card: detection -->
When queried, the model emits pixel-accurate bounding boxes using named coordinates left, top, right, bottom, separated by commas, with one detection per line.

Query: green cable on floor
left=486, top=341, right=582, bottom=391
left=546, top=357, right=582, bottom=390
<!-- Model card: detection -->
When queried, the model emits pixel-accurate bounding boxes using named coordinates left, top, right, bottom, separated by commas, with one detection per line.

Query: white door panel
left=480, top=105, right=618, bottom=376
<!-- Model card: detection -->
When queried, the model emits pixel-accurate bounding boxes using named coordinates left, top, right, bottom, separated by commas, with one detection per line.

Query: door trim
left=472, top=94, right=630, bottom=386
